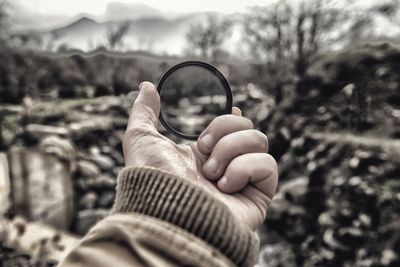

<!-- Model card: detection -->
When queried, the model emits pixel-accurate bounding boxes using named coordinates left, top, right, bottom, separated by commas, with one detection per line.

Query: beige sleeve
left=58, top=167, right=258, bottom=267
left=58, top=213, right=234, bottom=267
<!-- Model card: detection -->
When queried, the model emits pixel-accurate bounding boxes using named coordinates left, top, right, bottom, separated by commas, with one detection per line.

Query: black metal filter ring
left=157, top=61, right=233, bottom=141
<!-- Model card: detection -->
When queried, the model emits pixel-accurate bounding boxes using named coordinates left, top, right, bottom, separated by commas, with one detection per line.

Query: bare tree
left=106, top=21, right=130, bottom=50
left=0, top=0, right=9, bottom=46
left=370, top=0, right=400, bottom=26
left=243, top=0, right=348, bottom=80
left=186, top=14, right=232, bottom=61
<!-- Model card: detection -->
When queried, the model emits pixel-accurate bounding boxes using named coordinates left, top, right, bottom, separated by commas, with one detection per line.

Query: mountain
left=11, top=1, right=241, bottom=55
left=104, top=2, right=166, bottom=21
left=54, top=17, right=102, bottom=34
left=43, top=13, right=224, bottom=55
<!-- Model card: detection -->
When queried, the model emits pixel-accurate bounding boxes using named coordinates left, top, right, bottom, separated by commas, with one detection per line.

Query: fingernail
left=218, top=176, right=227, bottom=189
left=201, top=134, right=213, bottom=150
left=205, top=158, right=218, bottom=174
left=139, top=82, right=145, bottom=90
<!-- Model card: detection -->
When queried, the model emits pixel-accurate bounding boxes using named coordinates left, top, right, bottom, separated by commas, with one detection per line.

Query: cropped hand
left=123, top=82, right=278, bottom=230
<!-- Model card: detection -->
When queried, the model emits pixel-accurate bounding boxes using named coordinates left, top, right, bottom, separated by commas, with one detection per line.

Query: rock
left=98, top=97, right=123, bottom=113
left=277, top=153, right=297, bottom=180
left=100, top=145, right=113, bottom=154
left=77, top=160, right=100, bottom=178
left=256, top=105, right=271, bottom=122
left=79, top=192, right=98, bottom=210
left=75, top=209, right=109, bottom=235
left=258, top=243, right=296, bottom=267
left=40, top=135, right=75, bottom=165
left=323, top=229, right=349, bottom=251
left=94, top=84, right=113, bottom=97
left=331, top=207, right=356, bottom=226
left=353, top=213, right=372, bottom=229
left=93, top=175, right=116, bottom=189
left=69, top=119, right=113, bottom=141
left=343, top=84, right=355, bottom=97
left=8, top=147, right=74, bottom=229
left=349, top=176, right=362, bottom=187
left=308, top=162, right=327, bottom=188
left=25, top=124, right=70, bottom=140
left=110, top=151, right=124, bottom=166
left=0, top=153, right=11, bottom=215
left=349, top=150, right=385, bottom=173
left=280, top=176, right=309, bottom=204
left=336, top=227, right=365, bottom=246
left=284, top=207, right=309, bottom=242
left=318, top=212, right=335, bottom=227
left=89, top=146, right=101, bottom=155
left=76, top=175, right=116, bottom=191
left=387, top=94, right=400, bottom=108
left=269, top=127, right=291, bottom=160
left=82, top=104, right=95, bottom=113
left=0, top=107, right=23, bottom=148
left=380, top=249, right=398, bottom=266
left=291, top=137, right=316, bottom=156
left=89, top=154, right=115, bottom=171
left=98, top=190, right=115, bottom=208
left=83, top=86, right=96, bottom=98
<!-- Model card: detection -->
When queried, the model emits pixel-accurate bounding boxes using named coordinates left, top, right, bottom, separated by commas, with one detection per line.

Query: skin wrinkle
left=123, top=81, right=278, bottom=234
left=61, top=81, right=277, bottom=267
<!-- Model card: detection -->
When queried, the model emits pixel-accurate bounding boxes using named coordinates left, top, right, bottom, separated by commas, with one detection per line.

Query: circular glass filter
left=157, top=61, right=233, bottom=141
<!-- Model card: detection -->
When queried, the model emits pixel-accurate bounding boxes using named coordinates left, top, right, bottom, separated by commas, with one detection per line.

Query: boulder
left=7, top=147, right=74, bottom=229
left=98, top=190, right=115, bottom=209
left=79, top=192, right=98, bottom=210
left=259, top=243, right=296, bottom=267
left=77, top=160, right=101, bottom=178
left=75, top=209, right=109, bottom=235
left=25, top=124, right=70, bottom=140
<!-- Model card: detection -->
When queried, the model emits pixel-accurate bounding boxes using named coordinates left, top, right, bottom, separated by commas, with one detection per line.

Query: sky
left=9, top=0, right=387, bottom=33
left=13, top=0, right=272, bottom=17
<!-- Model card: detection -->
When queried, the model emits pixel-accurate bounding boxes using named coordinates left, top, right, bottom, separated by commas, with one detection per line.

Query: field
left=1, top=43, right=400, bottom=266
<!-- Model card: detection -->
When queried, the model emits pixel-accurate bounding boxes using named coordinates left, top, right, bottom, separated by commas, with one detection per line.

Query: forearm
left=58, top=213, right=234, bottom=267
left=58, top=167, right=258, bottom=267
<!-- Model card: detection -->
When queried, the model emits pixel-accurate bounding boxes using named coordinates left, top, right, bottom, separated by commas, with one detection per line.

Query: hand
left=123, top=82, right=278, bottom=230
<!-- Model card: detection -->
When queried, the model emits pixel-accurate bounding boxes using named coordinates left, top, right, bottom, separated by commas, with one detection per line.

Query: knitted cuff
left=112, top=166, right=258, bottom=267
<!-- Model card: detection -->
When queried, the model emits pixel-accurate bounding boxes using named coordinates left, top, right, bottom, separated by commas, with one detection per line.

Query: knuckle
left=243, top=117, right=254, bottom=129
left=250, top=130, right=268, bottom=151
left=229, top=157, right=247, bottom=174
left=214, top=140, right=235, bottom=163
left=218, top=134, right=235, bottom=150
left=264, top=154, right=278, bottom=177
left=205, top=115, right=231, bottom=135
left=214, top=115, right=253, bottom=129
left=213, top=114, right=234, bottom=126
left=207, top=115, right=254, bottom=137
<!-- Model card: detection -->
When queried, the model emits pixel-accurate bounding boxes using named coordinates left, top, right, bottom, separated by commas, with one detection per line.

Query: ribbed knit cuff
left=112, top=166, right=258, bottom=267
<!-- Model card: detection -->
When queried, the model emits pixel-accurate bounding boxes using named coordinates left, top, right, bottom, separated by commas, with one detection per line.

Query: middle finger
left=202, top=129, right=268, bottom=180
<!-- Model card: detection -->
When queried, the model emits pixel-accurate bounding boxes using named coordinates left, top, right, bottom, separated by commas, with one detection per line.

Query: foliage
left=240, top=0, right=400, bottom=102
left=243, top=0, right=348, bottom=80
left=185, top=14, right=232, bottom=62
left=371, top=0, right=400, bottom=23
left=106, top=22, right=131, bottom=50
left=0, top=0, right=9, bottom=46
left=0, top=49, right=169, bottom=103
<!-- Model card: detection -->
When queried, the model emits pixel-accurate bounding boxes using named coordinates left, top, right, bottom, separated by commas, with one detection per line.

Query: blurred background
left=1, top=0, right=400, bottom=266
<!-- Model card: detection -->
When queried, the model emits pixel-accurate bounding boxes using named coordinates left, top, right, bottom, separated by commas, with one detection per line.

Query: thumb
left=127, top=81, right=160, bottom=132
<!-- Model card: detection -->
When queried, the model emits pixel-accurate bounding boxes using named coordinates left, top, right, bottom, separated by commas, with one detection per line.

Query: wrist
left=112, top=166, right=258, bottom=267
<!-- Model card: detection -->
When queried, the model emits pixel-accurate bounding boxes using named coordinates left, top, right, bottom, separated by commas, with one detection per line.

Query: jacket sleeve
left=57, top=167, right=259, bottom=267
